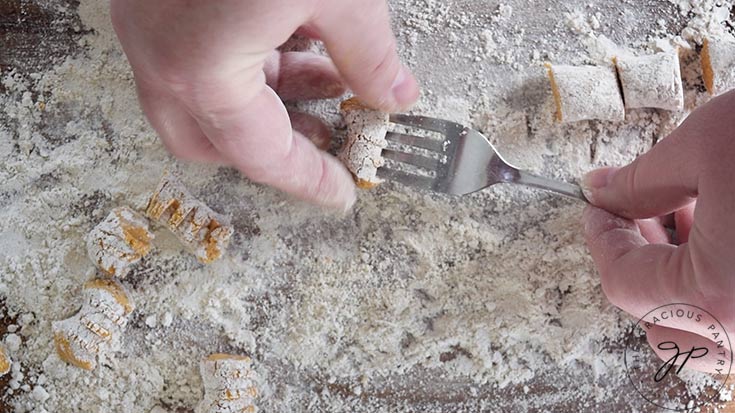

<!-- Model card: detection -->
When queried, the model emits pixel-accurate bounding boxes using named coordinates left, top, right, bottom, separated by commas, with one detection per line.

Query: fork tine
left=385, top=132, right=445, bottom=152
left=377, top=167, right=435, bottom=191
left=382, top=149, right=439, bottom=171
left=389, top=114, right=455, bottom=133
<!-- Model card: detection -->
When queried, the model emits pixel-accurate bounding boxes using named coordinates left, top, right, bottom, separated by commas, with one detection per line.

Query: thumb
left=580, top=134, right=698, bottom=220
left=580, top=90, right=735, bottom=220
left=582, top=206, right=701, bottom=320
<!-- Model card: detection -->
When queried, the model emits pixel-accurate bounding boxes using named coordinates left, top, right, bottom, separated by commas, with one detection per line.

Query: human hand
left=110, top=0, right=420, bottom=211
left=581, top=91, right=734, bottom=373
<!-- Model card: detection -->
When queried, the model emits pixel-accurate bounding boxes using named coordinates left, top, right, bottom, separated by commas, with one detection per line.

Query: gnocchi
left=86, top=207, right=154, bottom=278
left=614, top=50, right=684, bottom=111
left=701, top=36, right=735, bottom=96
left=545, top=63, right=625, bottom=123
left=196, top=354, right=259, bottom=413
left=338, top=98, right=389, bottom=189
left=52, top=278, right=134, bottom=371
left=146, top=171, right=233, bottom=264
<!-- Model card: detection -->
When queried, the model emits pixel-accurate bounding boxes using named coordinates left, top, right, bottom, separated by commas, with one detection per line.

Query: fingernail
left=391, top=65, right=420, bottom=110
left=581, top=167, right=618, bottom=204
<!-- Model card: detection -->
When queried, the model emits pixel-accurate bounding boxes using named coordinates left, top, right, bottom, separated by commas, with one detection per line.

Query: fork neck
left=509, top=169, right=589, bottom=202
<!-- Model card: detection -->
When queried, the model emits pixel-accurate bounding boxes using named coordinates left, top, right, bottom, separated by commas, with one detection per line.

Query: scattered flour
left=0, top=0, right=733, bottom=412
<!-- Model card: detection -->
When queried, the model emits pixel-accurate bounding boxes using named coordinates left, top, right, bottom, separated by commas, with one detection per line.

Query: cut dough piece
left=614, top=51, right=684, bottom=111
left=86, top=207, right=154, bottom=277
left=196, top=354, right=259, bottom=413
left=545, top=63, right=625, bottom=123
left=701, top=36, right=735, bottom=96
left=52, top=278, right=134, bottom=371
left=146, top=171, right=233, bottom=264
left=338, top=98, right=389, bottom=189
left=0, top=346, right=10, bottom=376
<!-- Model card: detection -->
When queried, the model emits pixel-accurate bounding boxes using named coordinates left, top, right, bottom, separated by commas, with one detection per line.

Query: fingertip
left=390, top=64, right=420, bottom=111
left=320, top=154, right=358, bottom=212
left=365, top=64, right=420, bottom=113
left=581, top=167, right=619, bottom=206
left=312, top=0, right=419, bottom=113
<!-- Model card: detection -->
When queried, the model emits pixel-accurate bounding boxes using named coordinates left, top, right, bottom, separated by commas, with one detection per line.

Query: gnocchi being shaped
left=545, top=63, right=625, bottom=123
left=701, top=35, right=735, bottom=96
left=338, top=97, right=389, bottom=189
left=52, top=278, right=135, bottom=371
left=614, top=50, right=684, bottom=111
left=196, top=354, right=259, bottom=413
left=86, top=207, right=154, bottom=278
left=146, top=171, right=233, bottom=264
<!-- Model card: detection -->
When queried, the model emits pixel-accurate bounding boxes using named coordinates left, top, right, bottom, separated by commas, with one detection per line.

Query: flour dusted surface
left=0, top=0, right=733, bottom=412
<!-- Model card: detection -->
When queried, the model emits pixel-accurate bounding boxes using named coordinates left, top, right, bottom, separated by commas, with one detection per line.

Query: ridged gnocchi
left=196, top=354, right=259, bottom=413
left=52, top=278, right=135, bottom=371
left=338, top=98, right=389, bottom=189
left=86, top=207, right=154, bottom=277
left=146, top=171, right=233, bottom=264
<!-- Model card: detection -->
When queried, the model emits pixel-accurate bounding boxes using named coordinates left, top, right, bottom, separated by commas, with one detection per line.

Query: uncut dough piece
left=52, top=278, right=134, bottom=371
left=196, top=354, right=259, bottom=413
left=338, top=98, right=389, bottom=189
left=146, top=171, right=233, bottom=264
left=86, top=207, right=154, bottom=277
left=0, top=346, right=10, bottom=376
left=615, top=51, right=684, bottom=110
left=701, top=36, right=735, bottom=96
left=545, top=63, right=625, bottom=123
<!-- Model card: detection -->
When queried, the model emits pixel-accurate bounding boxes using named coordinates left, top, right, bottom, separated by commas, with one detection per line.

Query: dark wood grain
left=0, top=0, right=85, bottom=80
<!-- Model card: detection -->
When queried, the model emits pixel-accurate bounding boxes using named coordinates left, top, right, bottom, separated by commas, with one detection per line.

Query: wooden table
left=0, top=1, right=732, bottom=412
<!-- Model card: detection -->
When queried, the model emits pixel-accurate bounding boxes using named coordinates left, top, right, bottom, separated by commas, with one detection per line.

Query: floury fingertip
left=581, top=167, right=619, bottom=205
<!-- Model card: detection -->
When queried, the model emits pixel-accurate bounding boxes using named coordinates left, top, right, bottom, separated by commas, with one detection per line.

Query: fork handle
left=512, top=169, right=589, bottom=202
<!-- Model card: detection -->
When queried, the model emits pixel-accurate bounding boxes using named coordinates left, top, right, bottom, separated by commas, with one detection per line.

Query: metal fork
left=377, top=114, right=589, bottom=202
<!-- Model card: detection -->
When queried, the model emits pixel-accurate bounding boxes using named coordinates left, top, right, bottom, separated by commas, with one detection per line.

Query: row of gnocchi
left=545, top=36, right=735, bottom=123
left=3, top=172, right=256, bottom=411
left=336, top=37, right=735, bottom=189
left=88, top=170, right=234, bottom=277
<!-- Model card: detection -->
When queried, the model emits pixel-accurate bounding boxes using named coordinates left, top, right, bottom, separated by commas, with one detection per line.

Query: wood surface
left=0, top=0, right=732, bottom=412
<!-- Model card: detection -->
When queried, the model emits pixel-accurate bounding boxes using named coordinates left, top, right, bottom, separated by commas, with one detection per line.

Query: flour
left=1, top=0, right=733, bottom=412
